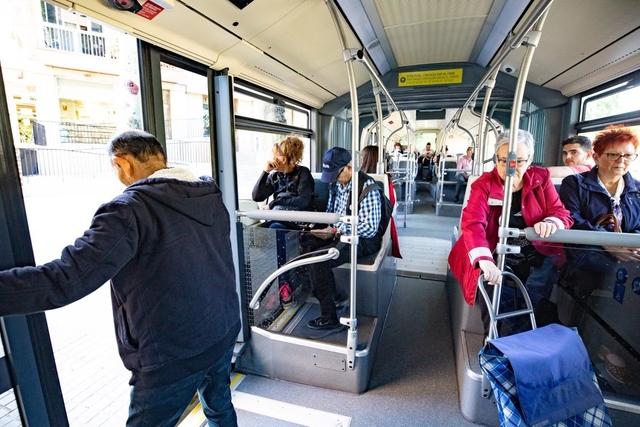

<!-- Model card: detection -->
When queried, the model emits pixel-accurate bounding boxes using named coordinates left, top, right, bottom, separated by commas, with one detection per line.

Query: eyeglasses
left=496, top=156, right=530, bottom=167
left=602, top=152, right=638, bottom=162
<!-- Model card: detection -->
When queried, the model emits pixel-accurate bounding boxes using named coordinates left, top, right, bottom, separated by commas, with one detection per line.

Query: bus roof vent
left=252, top=66, right=300, bottom=89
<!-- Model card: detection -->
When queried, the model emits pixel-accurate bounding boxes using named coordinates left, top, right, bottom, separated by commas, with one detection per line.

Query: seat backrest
left=551, top=177, right=563, bottom=195
left=459, top=175, right=480, bottom=228
left=443, top=159, right=457, bottom=181
left=238, top=199, right=260, bottom=226
left=312, top=179, right=331, bottom=213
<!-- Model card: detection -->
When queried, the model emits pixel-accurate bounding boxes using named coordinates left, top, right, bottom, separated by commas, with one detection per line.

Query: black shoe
left=453, top=198, right=459, bottom=203
left=307, top=315, right=342, bottom=330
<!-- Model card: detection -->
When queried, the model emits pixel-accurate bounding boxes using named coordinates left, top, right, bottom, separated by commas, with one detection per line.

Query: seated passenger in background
left=391, top=141, right=404, bottom=156
left=453, top=146, right=473, bottom=203
left=559, top=125, right=640, bottom=275
left=252, top=135, right=314, bottom=307
left=548, top=135, right=594, bottom=178
left=360, top=145, right=402, bottom=258
left=416, top=142, right=435, bottom=181
left=449, top=129, right=572, bottom=333
left=302, top=147, right=382, bottom=330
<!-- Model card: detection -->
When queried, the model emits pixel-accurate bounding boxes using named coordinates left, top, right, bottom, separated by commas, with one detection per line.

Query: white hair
left=495, top=129, right=535, bottom=157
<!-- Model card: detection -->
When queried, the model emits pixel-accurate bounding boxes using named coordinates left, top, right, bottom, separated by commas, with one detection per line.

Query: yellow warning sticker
left=398, top=69, right=463, bottom=86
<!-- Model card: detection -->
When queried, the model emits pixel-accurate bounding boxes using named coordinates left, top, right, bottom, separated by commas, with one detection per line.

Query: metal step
left=235, top=300, right=382, bottom=393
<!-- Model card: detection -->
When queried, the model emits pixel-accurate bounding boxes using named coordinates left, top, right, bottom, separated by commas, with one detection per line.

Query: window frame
left=576, top=70, right=640, bottom=133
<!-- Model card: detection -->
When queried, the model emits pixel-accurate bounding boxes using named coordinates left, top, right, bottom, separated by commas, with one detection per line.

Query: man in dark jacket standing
left=0, top=130, right=240, bottom=426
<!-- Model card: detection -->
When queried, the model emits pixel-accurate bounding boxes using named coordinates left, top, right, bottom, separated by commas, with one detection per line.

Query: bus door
left=0, top=63, right=68, bottom=427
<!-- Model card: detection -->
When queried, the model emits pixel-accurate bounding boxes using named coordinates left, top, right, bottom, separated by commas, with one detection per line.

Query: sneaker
left=307, top=315, right=342, bottom=330
left=279, top=282, right=296, bottom=308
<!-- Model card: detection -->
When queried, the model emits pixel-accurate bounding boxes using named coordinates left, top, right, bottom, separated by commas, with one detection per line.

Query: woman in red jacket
left=450, top=129, right=573, bottom=331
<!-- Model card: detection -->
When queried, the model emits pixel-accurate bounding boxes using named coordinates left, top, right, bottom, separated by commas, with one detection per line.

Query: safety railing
left=41, top=23, right=119, bottom=59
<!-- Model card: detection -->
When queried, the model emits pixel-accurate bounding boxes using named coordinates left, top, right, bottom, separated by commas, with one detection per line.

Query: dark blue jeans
left=454, top=174, right=468, bottom=201
left=301, top=235, right=381, bottom=320
left=127, top=344, right=237, bottom=427
left=269, top=222, right=293, bottom=285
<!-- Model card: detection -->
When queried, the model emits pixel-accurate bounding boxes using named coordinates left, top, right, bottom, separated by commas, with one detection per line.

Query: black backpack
left=356, top=171, right=393, bottom=239
left=329, top=171, right=392, bottom=239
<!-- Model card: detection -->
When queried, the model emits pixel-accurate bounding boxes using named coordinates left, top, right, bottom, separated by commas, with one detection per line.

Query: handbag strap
left=596, top=213, right=621, bottom=232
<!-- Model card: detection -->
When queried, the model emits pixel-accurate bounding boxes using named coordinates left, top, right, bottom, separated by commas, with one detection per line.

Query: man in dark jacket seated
left=0, top=130, right=240, bottom=426
left=302, top=147, right=382, bottom=330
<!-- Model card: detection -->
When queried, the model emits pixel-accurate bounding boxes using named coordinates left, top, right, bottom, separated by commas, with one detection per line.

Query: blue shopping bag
left=479, top=324, right=612, bottom=427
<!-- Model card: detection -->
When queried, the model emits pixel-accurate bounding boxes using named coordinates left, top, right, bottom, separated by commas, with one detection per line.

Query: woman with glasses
left=449, top=129, right=572, bottom=333
left=559, top=125, right=640, bottom=262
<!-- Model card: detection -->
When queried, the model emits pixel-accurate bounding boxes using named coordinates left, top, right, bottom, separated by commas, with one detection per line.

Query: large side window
left=233, top=82, right=313, bottom=200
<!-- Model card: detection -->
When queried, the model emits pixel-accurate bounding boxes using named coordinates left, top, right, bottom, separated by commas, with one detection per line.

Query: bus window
left=579, top=77, right=640, bottom=178
left=160, top=62, right=211, bottom=177
left=233, top=84, right=313, bottom=200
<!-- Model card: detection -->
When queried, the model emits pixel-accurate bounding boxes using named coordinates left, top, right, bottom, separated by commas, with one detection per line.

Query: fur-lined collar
left=148, top=167, right=200, bottom=182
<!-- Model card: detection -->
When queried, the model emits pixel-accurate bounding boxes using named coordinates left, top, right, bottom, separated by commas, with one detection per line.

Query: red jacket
left=449, top=166, right=573, bottom=306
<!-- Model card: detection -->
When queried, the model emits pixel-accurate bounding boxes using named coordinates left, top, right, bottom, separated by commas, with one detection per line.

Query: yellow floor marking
left=178, top=373, right=245, bottom=426
left=179, top=372, right=351, bottom=426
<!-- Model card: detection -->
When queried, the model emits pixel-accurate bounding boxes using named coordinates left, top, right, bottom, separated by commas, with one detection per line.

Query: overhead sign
left=398, top=69, right=463, bottom=87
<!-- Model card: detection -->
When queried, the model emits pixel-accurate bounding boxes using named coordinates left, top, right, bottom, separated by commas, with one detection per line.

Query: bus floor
left=179, top=276, right=476, bottom=427
left=180, top=183, right=474, bottom=426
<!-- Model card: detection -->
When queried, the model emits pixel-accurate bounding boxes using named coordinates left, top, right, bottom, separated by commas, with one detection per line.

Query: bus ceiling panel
left=370, top=0, right=495, bottom=68
left=191, top=0, right=368, bottom=98
left=506, top=0, right=640, bottom=96
left=70, top=0, right=240, bottom=67
left=542, top=28, right=640, bottom=98
left=215, top=43, right=333, bottom=109
left=184, top=0, right=308, bottom=41
left=246, top=0, right=371, bottom=101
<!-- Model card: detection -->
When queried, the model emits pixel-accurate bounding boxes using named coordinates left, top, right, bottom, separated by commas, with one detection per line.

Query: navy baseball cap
left=321, top=147, right=352, bottom=182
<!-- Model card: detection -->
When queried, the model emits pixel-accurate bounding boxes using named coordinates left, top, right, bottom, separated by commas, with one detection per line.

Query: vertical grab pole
left=491, top=7, right=550, bottom=340
left=374, top=82, right=385, bottom=174
left=325, top=0, right=359, bottom=370
left=476, top=69, right=499, bottom=175
left=357, top=53, right=400, bottom=175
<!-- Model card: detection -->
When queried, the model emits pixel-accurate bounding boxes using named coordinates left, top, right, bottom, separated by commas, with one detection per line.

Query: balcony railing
left=41, top=23, right=119, bottom=59
left=16, top=120, right=213, bottom=182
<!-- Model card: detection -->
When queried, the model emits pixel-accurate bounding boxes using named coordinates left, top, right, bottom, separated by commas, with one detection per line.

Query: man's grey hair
left=495, top=129, right=535, bottom=157
left=108, top=129, right=166, bottom=162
